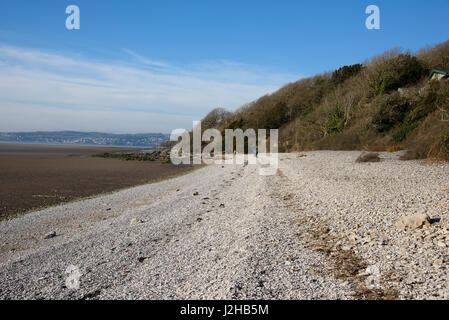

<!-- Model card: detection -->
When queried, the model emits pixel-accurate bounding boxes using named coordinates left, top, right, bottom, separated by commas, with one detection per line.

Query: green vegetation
left=372, top=93, right=412, bottom=133
left=392, top=107, right=428, bottom=143
left=331, top=64, right=363, bottom=85
left=326, top=104, right=345, bottom=134
left=367, top=53, right=426, bottom=96
left=93, top=153, right=155, bottom=161
left=200, top=40, right=449, bottom=160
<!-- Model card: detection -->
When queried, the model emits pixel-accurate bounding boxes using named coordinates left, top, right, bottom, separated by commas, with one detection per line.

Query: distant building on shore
left=428, top=69, right=449, bottom=81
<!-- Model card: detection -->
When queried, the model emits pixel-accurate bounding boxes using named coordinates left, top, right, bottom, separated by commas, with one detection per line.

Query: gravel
left=0, top=151, right=448, bottom=300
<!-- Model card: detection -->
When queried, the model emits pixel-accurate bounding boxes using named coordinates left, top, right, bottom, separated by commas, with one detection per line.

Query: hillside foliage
left=201, top=40, right=449, bottom=160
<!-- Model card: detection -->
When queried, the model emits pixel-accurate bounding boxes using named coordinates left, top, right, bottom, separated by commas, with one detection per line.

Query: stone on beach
left=396, top=214, right=431, bottom=230
left=130, top=218, right=144, bottom=225
left=356, top=152, right=380, bottom=163
left=44, top=231, right=57, bottom=239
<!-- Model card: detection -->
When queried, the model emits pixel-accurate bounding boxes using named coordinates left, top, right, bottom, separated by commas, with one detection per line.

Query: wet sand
left=0, top=144, right=193, bottom=219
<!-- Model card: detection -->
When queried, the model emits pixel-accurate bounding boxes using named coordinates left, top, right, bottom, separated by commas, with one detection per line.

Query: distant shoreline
left=0, top=131, right=169, bottom=150
left=0, top=141, right=149, bottom=149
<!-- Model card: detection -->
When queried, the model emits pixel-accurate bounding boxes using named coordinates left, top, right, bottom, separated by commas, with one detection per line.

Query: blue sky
left=0, top=0, right=448, bottom=133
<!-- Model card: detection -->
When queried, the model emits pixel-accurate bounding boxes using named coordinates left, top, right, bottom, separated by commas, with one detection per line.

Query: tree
left=331, top=64, right=364, bottom=85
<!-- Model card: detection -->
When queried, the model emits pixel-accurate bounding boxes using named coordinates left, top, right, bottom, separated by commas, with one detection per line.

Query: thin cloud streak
left=122, top=49, right=173, bottom=69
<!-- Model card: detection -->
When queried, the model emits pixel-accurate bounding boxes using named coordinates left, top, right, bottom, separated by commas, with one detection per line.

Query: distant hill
left=201, top=39, right=449, bottom=160
left=0, top=131, right=170, bottom=148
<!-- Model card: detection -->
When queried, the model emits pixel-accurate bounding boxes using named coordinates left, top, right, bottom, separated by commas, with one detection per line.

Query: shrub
left=332, top=64, right=364, bottom=85
left=392, top=81, right=447, bottom=143
left=400, top=115, right=449, bottom=160
left=325, top=104, right=345, bottom=134
left=391, top=107, right=427, bottom=143
left=372, top=93, right=412, bottom=133
left=368, top=54, right=426, bottom=96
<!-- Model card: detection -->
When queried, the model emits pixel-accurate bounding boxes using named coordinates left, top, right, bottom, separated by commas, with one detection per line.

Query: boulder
left=396, top=214, right=431, bottom=230
left=356, top=152, right=380, bottom=163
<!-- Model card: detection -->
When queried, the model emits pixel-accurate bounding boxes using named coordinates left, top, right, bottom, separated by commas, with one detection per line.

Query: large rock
left=396, top=214, right=431, bottom=230
left=356, top=152, right=380, bottom=163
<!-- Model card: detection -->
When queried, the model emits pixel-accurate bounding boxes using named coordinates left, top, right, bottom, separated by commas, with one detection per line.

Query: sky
left=0, top=0, right=448, bottom=134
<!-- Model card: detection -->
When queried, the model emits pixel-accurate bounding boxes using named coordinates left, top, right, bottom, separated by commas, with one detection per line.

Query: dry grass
left=369, top=145, right=387, bottom=152
left=386, top=144, right=404, bottom=152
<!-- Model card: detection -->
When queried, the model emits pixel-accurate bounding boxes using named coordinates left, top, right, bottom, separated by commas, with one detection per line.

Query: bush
left=372, top=93, right=412, bottom=133
left=332, top=64, right=364, bottom=85
left=392, top=81, right=447, bottom=143
left=392, top=107, right=427, bottom=143
left=368, top=54, right=426, bottom=96
left=325, top=104, right=345, bottom=134
left=401, top=115, right=449, bottom=160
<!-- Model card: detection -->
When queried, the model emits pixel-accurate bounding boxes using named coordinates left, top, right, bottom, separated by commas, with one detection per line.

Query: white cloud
left=0, top=45, right=301, bottom=133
